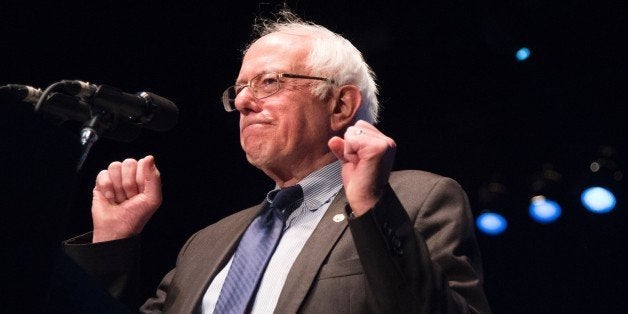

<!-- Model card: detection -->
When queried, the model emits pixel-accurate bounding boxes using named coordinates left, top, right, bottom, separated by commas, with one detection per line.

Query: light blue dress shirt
left=202, top=161, right=343, bottom=313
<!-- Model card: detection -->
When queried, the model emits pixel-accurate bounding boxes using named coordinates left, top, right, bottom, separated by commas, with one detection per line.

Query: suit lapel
left=172, top=203, right=266, bottom=313
left=274, top=189, right=349, bottom=312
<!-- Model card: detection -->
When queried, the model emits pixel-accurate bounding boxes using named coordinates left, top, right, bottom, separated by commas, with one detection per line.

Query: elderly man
left=64, top=10, right=490, bottom=314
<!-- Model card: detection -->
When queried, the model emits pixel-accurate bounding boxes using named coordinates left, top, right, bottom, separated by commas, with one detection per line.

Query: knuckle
left=96, top=169, right=108, bottom=179
left=122, top=158, right=137, bottom=165
left=96, top=170, right=111, bottom=184
left=108, top=161, right=122, bottom=171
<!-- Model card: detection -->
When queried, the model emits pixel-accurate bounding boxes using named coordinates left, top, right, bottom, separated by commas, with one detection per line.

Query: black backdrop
left=2, top=1, right=626, bottom=313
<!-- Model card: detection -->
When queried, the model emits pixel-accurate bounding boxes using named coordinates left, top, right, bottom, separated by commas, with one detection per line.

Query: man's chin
left=244, top=152, right=269, bottom=169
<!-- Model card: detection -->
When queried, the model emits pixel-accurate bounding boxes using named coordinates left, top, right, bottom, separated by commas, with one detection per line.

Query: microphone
left=3, top=81, right=179, bottom=132
left=1, top=83, right=90, bottom=127
left=33, top=80, right=179, bottom=132
left=3, top=80, right=179, bottom=171
left=2, top=80, right=179, bottom=143
left=0, top=84, right=43, bottom=103
left=90, top=84, right=179, bottom=132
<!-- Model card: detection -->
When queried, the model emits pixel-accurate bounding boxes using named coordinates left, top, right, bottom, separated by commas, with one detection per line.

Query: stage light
left=529, top=195, right=562, bottom=224
left=581, top=186, right=616, bottom=213
left=528, top=164, right=564, bottom=224
left=476, top=175, right=510, bottom=235
left=516, top=47, right=531, bottom=61
left=476, top=212, right=508, bottom=235
left=579, top=146, right=622, bottom=214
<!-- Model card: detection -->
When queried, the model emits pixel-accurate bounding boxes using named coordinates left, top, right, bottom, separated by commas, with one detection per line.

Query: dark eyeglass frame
left=221, top=72, right=335, bottom=112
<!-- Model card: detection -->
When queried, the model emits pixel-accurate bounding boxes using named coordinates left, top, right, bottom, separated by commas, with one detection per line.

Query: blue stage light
left=516, top=47, right=531, bottom=61
left=476, top=212, right=507, bottom=235
left=581, top=186, right=616, bottom=214
left=529, top=196, right=561, bottom=224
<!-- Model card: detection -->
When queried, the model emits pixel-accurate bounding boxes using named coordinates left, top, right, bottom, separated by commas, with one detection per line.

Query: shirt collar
left=266, top=160, right=343, bottom=212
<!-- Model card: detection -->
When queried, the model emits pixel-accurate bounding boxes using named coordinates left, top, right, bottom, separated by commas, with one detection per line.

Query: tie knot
left=270, top=184, right=304, bottom=220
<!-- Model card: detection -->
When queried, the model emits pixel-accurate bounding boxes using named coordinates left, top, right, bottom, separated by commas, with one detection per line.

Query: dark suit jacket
left=64, top=170, right=490, bottom=313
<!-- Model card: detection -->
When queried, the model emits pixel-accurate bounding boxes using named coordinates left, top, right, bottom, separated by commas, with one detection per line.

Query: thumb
left=137, top=156, right=162, bottom=202
left=328, top=136, right=347, bottom=162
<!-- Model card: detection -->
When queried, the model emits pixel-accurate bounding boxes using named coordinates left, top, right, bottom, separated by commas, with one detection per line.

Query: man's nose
left=235, top=86, right=262, bottom=113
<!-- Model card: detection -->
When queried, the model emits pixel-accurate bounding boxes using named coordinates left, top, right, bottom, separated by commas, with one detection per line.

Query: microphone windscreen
left=141, top=92, right=179, bottom=131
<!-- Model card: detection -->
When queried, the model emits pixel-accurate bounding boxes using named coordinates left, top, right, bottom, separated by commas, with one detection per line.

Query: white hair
left=244, top=11, right=380, bottom=123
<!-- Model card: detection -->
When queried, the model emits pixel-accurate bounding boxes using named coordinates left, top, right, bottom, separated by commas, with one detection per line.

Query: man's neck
left=264, top=153, right=338, bottom=188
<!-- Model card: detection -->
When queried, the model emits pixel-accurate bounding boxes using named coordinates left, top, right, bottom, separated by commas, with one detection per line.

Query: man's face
left=234, top=33, right=334, bottom=180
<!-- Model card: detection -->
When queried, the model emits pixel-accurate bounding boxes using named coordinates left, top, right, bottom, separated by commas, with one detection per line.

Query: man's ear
left=330, top=85, right=362, bottom=132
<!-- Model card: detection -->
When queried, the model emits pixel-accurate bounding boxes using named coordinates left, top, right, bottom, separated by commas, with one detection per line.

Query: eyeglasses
left=221, top=72, right=335, bottom=112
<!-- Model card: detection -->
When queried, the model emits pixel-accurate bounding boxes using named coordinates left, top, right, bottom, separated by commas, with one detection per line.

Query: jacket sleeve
left=59, top=232, right=141, bottom=312
left=347, top=175, right=491, bottom=313
left=61, top=230, right=204, bottom=314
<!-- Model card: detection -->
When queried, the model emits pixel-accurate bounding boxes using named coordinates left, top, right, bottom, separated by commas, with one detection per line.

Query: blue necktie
left=214, top=184, right=304, bottom=314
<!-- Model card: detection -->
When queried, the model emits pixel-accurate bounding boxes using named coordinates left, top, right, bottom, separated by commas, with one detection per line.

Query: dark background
left=1, top=1, right=626, bottom=313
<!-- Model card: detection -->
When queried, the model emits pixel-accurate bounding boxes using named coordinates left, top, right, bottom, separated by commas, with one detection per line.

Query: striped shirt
left=202, top=161, right=343, bottom=313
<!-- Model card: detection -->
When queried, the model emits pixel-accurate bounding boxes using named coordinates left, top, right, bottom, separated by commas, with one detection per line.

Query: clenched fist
left=328, top=120, right=396, bottom=216
left=91, top=155, right=162, bottom=243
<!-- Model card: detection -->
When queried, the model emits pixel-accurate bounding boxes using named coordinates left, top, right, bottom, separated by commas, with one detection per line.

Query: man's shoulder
left=390, top=169, right=443, bottom=181
left=389, top=169, right=466, bottom=198
left=390, top=169, right=457, bottom=185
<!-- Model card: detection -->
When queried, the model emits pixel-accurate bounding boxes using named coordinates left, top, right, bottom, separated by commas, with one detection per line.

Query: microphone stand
left=77, top=115, right=104, bottom=172
left=33, top=81, right=142, bottom=172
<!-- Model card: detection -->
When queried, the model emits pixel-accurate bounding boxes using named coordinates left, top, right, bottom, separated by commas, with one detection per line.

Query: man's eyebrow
left=234, top=72, right=257, bottom=85
left=235, top=70, right=278, bottom=85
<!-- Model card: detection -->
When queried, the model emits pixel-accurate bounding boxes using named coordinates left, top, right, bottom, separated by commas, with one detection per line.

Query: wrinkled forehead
left=238, top=33, right=312, bottom=79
